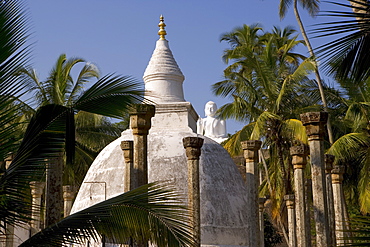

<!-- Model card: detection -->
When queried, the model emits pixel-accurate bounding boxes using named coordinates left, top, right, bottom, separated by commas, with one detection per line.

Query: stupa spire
left=143, top=16, right=185, bottom=103
left=158, top=15, right=167, bottom=40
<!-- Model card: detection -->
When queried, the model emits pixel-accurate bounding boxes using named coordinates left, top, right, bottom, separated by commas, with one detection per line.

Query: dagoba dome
left=71, top=16, right=250, bottom=247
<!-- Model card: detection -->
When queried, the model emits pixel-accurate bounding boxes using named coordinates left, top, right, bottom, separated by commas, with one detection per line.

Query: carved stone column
left=241, top=140, right=262, bottom=247
left=300, top=112, right=331, bottom=247
left=30, top=181, right=45, bottom=235
left=290, top=144, right=310, bottom=247
left=183, top=137, right=204, bottom=247
left=129, top=104, right=155, bottom=187
left=5, top=153, right=14, bottom=246
left=45, top=156, right=63, bottom=227
left=121, top=141, right=134, bottom=192
left=325, top=154, right=336, bottom=246
left=285, top=194, right=296, bottom=247
left=258, top=197, right=267, bottom=247
left=4, top=153, right=14, bottom=169
left=301, top=112, right=333, bottom=247
left=63, top=185, right=76, bottom=217
left=332, top=164, right=346, bottom=245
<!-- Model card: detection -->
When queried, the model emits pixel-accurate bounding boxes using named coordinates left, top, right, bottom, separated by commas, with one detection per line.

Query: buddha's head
left=205, top=101, right=217, bottom=117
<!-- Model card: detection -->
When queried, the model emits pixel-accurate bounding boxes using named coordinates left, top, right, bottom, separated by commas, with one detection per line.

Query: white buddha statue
left=197, top=101, right=227, bottom=143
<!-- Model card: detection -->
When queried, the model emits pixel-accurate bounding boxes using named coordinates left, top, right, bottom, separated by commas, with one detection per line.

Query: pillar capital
left=121, top=140, right=134, bottom=163
left=30, top=181, right=45, bottom=197
left=63, top=185, right=76, bottom=201
left=284, top=194, right=295, bottom=209
left=331, top=164, right=345, bottom=184
left=290, top=144, right=308, bottom=169
left=241, top=140, right=262, bottom=151
left=324, top=154, right=335, bottom=174
left=4, top=152, right=15, bottom=169
left=129, top=104, right=155, bottom=135
left=183, top=137, right=204, bottom=160
left=300, top=112, right=328, bottom=140
left=241, top=140, right=262, bottom=162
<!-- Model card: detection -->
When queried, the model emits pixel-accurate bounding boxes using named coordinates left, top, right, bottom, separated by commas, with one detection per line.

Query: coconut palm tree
left=279, top=0, right=335, bottom=144
left=20, top=182, right=195, bottom=247
left=213, top=25, right=315, bottom=226
left=19, top=54, right=144, bottom=226
left=1, top=1, right=196, bottom=246
left=326, top=76, right=370, bottom=214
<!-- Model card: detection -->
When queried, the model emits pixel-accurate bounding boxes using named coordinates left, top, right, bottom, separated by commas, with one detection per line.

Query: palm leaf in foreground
left=342, top=216, right=370, bottom=246
left=20, top=183, right=195, bottom=247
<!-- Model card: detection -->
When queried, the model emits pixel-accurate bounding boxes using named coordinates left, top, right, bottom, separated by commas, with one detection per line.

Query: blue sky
left=26, top=0, right=346, bottom=134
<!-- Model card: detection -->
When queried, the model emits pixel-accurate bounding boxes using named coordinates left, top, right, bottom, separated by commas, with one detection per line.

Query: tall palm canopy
left=213, top=24, right=315, bottom=221
left=1, top=1, right=197, bottom=246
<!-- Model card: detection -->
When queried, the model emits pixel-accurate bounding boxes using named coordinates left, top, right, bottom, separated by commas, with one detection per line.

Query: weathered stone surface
left=45, top=157, right=63, bottom=227
left=303, top=115, right=331, bottom=247
left=332, top=164, right=346, bottom=245
left=285, top=194, right=296, bottom=247
left=241, top=140, right=261, bottom=247
left=290, top=144, right=308, bottom=170
left=325, top=154, right=336, bottom=246
left=300, top=112, right=328, bottom=141
left=30, top=181, right=45, bottom=235
left=71, top=129, right=249, bottom=246
left=63, top=185, right=76, bottom=217
left=183, top=137, right=204, bottom=160
left=129, top=104, right=155, bottom=135
left=241, top=140, right=262, bottom=163
left=184, top=137, right=203, bottom=247
left=258, top=198, right=267, bottom=247
left=121, top=141, right=134, bottom=192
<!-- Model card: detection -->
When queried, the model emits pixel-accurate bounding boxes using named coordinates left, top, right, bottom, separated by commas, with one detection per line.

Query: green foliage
left=264, top=213, right=283, bottom=247
left=314, top=0, right=370, bottom=82
left=342, top=216, right=370, bottom=246
left=20, top=183, right=195, bottom=247
left=215, top=25, right=313, bottom=218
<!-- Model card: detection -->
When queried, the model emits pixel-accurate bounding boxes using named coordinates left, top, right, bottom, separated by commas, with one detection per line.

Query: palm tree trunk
left=293, top=0, right=334, bottom=145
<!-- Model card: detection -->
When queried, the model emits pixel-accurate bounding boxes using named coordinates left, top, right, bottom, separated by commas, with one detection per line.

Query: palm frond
left=314, top=0, right=370, bottom=81
left=74, top=74, right=144, bottom=119
left=222, top=122, right=255, bottom=156
left=0, top=104, right=67, bottom=226
left=20, top=183, right=195, bottom=247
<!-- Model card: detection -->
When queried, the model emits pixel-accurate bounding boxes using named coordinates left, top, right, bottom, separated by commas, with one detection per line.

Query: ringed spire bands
left=143, top=16, right=186, bottom=103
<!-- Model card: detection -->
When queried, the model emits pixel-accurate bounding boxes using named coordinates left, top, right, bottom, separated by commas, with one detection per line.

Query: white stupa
left=71, top=16, right=250, bottom=247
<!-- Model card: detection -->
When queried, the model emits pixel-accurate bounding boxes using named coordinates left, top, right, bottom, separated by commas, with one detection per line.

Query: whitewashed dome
left=71, top=16, right=249, bottom=247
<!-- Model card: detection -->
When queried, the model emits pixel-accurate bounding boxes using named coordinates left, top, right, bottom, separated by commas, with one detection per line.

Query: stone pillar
left=305, top=178, right=313, bottom=247
left=285, top=194, right=296, bottom=247
left=129, top=104, right=155, bottom=187
left=29, top=181, right=45, bottom=235
left=4, top=153, right=14, bottom=169
left=63, top=185, right=76, bottom=217
left=258, top=197, right=266, bottom=247
left=183, top=137, right=204, bottom=247
left=332, top=164, right=346, bottom=245
left=121, top=141, right=134, bottom=192
left=290, top=145, right=310, bottom=247
left=325, top=154, right=336, bottom=246
left=45, top=156, right=64, bottom=227
left=4, top=154, right=14, bottom=247
left=241, top=140, right=262, bottom=247
left=300, top=112, right=331, bottom=247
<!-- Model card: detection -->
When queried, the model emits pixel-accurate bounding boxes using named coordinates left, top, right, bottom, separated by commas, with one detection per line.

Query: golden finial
left=158, top=15, right=167, bottom=40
